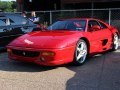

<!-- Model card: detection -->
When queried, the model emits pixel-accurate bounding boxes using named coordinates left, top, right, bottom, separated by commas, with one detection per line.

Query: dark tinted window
left=5, top=14, right=28, bottom=25
left=0, top=19, right=6, bottom=26
left=47, top=20, right=86, bottom=31
left=88, top=20, right=100, bottom=28
left=98, top=21, right=108, bottom=29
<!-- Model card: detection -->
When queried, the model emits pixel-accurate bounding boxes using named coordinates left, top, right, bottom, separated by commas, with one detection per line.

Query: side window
left=0, top=19, right=6, bottom=26
left=0, top=19, right=6, bottom=33
left=98, top=21, right=108, bottom=29
left=88, top=20, right=100, bottom=28
left=88, top=20, right=101, bottom=31
left=88, top=20, right=102, bottom=32
left=6, top=14, right=28, bottom=25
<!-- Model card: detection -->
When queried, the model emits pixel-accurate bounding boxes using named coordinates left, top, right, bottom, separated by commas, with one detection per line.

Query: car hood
left=8, top=30, right=83, bottom=49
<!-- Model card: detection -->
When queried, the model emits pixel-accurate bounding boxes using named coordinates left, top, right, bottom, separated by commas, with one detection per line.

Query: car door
left=87, top=20, right=112, bottom=53
left=0, top=18, right=11, bottom=49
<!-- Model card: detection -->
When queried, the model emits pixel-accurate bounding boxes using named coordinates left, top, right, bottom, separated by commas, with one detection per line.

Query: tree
left=0, top=1, right=16, bottom=12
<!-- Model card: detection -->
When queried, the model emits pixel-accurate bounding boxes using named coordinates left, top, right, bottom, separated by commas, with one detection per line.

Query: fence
left=20, top=8, right=120, bottom=31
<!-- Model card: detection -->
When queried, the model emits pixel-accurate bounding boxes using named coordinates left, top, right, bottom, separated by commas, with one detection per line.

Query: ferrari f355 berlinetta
left=7, top=18, right=119, bottom=66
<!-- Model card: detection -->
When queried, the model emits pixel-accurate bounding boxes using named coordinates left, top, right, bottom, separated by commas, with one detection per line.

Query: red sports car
left=7, top=18, right=119, bottom=66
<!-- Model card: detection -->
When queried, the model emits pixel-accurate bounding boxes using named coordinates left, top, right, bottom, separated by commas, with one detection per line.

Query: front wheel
left=111, top=33, right=119, bottom=51
left=73, top=39, right=88, bottom=65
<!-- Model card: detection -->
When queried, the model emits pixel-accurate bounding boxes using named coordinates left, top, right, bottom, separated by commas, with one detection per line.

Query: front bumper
left=7, top=46, right=75, bottom=66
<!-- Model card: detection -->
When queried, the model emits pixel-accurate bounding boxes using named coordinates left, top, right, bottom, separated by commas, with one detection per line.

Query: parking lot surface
left=0, top=47, right=120, bottom=90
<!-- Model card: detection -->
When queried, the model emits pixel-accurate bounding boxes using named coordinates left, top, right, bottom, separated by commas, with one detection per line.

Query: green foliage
left=0, top=1, right=16, bottom=12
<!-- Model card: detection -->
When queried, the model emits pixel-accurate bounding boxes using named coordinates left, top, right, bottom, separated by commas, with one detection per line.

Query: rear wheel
left=112, top=33, right=119, bottom=51
left=73, top=39, right=88, bottom=65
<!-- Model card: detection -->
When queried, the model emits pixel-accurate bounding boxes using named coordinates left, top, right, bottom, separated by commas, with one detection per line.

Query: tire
left=111, top=33, right=119, bottom=51
left=73, top=39, right=88, bottom=65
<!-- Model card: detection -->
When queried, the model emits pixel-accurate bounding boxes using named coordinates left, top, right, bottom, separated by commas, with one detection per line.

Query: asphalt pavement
left=0, top=46, right=120, bottom=90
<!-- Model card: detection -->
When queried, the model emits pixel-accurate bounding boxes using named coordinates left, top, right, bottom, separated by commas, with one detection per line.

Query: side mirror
left=89, top=25, right=101, bottom=32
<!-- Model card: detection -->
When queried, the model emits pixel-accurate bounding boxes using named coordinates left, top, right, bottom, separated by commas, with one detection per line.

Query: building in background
left=17, top=0, right=23, bottom=11
left=17, top=0, right=120, bottom=12
left=17, top=0, right=61, bottom=11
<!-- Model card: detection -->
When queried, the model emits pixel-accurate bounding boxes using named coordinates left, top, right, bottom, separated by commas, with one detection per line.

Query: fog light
left=40, top=57, right=45, bottom=62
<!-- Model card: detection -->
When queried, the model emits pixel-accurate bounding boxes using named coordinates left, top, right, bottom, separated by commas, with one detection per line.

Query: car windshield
left=47, top=20, right=86, bottom=31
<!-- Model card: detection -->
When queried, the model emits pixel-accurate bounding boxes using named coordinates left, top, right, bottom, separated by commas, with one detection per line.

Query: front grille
left=12, top=49, right=40, bottom=57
